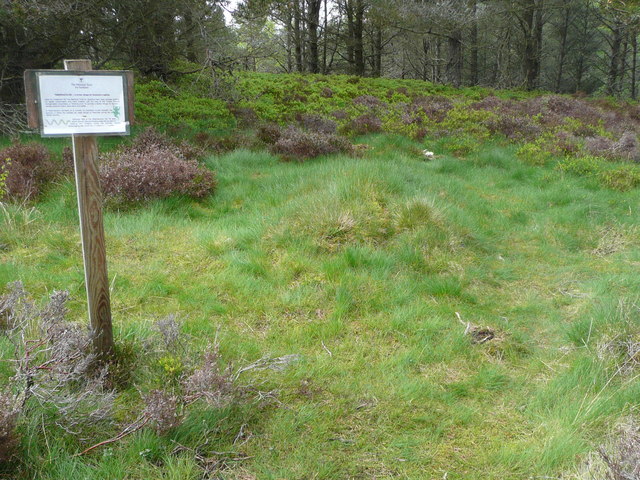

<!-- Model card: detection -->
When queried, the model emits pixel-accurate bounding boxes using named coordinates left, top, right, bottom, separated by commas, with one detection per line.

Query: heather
left=0, top=143, right=56, bottom=201
left=99, top=128, right=216, bottom=204
left=136, top=72, right=640, bottom=171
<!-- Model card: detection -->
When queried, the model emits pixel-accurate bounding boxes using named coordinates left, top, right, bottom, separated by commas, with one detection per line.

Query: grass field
left=2, top=132, right=640, bottom=479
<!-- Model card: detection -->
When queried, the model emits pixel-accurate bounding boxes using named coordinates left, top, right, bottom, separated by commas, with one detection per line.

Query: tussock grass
left=2, top=135, right=640, bottom=478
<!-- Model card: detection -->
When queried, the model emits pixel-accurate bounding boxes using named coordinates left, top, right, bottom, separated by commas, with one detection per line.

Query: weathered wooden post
left=64, top=59, right=114, bottom=360
left=24, top=61, right=134, bottom=362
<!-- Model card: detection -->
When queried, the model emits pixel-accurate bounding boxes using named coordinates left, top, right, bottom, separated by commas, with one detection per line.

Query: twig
left=321, top=341, right=333, bottom=357
left=75, top=415, right=150, bottom=456
left=455, top=312, right=471, bottom=335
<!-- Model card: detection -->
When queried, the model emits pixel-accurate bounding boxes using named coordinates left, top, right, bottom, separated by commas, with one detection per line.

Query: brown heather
left=0, top=393, right=19, bottom=464
left=0, top=143, right=55, bottom=201
left=99, top=128, right=215, bottom=204
left=271, top=126, right=353, bottom=161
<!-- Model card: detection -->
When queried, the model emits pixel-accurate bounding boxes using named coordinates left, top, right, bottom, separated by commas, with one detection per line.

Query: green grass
left=3, top=134, right=640, bottom=479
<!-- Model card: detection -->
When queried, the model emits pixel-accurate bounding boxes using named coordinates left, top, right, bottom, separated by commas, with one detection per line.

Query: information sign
left=31, top=71, right=130, bottom=136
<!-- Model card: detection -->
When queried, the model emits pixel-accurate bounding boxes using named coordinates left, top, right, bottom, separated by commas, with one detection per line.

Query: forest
left=2, top=0, right=640, bottom=104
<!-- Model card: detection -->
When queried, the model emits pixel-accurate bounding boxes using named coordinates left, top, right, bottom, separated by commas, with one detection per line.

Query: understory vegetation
left=3, top=73, right=640, bottom=479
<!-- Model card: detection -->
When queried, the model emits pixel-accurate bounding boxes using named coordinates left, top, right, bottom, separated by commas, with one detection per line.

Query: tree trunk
left=522, top=0, right=544, bottom=90
left=184, top=9, right=198, bottom=63
left=372, top=25, right=382, bottom=77
left=468, top=0, right=479, bottom=85
left=286, top=12, right=294, bottom=72
left=435, top=37, right=442, bottom=83
left=632, top=33, right=637, bottom=99
left=619, top=33, right=629, bottom=96
left=345, top=0, right=355, bottom=69
left=307, top=0, right=322, bottom=73
left=554, top=1, right=570, bottom=92
left=294, top=0, right=304, bottom=72
left=322, top=0, right=328, bottom=73
left=447, top=30, right=463, bottom=87
left=607, top=19, right=623, bottom=96
left=353, top=0, right=365, bottom=76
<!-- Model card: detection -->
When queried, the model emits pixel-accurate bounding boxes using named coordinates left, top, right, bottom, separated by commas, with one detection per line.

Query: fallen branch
left=75, top=415, right=150, bottom=456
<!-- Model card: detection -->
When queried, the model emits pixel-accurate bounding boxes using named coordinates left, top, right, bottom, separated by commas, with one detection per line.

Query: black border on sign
left=34, top=70, right=131, bottom=137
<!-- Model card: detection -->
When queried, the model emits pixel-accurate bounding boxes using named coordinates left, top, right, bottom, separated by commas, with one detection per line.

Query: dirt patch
left=470, top=327, right=495, bottom=344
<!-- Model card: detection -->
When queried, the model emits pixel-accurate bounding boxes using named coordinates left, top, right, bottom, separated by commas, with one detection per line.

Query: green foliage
left=157, top=355, right=184, bottom=378
left=556, top=155, right=604, bottom=177
left=0, top=158, right=9, bottom=200
left=440, top=135, right=483, bottom=157
left=556, top=155, right=640, bottom=191
left=438, top=106, right=494, bottom=139
left=517, top=142, right=553, bottom=166
left=598, top=165, right=640, bottom=191
left=135, top=81, right=236, bottom=136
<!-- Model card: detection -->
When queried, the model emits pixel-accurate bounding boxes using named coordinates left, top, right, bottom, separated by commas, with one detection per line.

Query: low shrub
left=193, top=131, right=249, bottom=153
left=0, top=282, right=296, bottom=472
left=0, top=160, right=8, bottom=200
left=584, top=135, right=616, bottom=158
left=344, top=114, right=383, bottom=136
left=0, top=143, right=55, bottom=201
left=100, top=128, right=216, bottom=204
left=599, top=420, right=640, bottom=480
left=545, top=130, right=582, bottom=157
left=257, top=123, right=283, bottom=144
left=135, top=81, right=236, bottom=135
left=297, top=113, right=337, bottom=134
left=441, top=136, right=482, bottom=157
left=128, top=127, right=204, bottom=161
left=485, top=115, right=542, bottom=141
left=320, top=87, right=334, bottom=98
left=331, top=110, right=349, bottom=121
left=438, top=107, right=493, bottom=139
left=353, top=94, right=386, bottom=109
left=409, top=95, right=454, bottom=122
left=599, top=165, right=640, bottom=191
left=612, top=131, right=640, bottom=162
left=0, top=393, right=19, bottom=464
left=228, top=105, right=258, bottom=127
left=584, top=132, right=640, bottom=162
left=556, top=155, right=603, bottom=177
left=516, top=142, right=552, bottom=166
left=271, top=126, right=353, bottom=161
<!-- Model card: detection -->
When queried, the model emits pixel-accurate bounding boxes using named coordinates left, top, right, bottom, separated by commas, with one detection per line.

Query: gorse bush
left=99, top=128, right=216, bottom=204
left=0, top=143, right=55, bottom=201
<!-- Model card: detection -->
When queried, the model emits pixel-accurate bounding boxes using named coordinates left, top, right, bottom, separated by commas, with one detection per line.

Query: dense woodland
left=2, top=0, right=640, bottom=103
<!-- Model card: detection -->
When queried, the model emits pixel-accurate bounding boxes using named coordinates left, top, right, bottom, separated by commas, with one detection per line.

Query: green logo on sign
left=113, top=106, right=121, bottom=119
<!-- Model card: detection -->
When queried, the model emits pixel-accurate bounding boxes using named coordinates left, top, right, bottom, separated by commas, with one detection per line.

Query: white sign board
left=36, top=73, right=129, bottom=136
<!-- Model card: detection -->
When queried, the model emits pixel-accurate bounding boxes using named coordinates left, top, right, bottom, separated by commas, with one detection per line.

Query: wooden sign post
left=24, top=60, right=134, bottom=362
